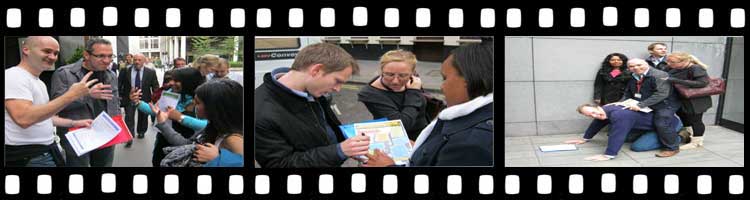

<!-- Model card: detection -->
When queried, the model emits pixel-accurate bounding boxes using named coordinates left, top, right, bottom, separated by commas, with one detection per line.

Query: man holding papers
left=51, top=38, right=122, bottom=167
left=617, top=59, right=682, bottom=158
left=64, top=112, right=122, bottom=157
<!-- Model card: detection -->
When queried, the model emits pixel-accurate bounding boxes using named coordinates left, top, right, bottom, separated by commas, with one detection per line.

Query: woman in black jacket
left=593, top=53, right=631, bottom=105
left=357, top=50, right=429, bottom=140
left=363, top=41, right=494, bottom=167
left=664, top=52, right=713, bottom=150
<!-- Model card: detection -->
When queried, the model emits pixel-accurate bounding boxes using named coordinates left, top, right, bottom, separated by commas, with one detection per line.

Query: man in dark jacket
left=618, top=58, right=682, bottom=157
left=50, top=38, right=121, bottom=167
left=118, top=53, right=159, bottom=146
left=646, top=42, right=670, bottom=71
left=255, top=43, right=371, bottom=168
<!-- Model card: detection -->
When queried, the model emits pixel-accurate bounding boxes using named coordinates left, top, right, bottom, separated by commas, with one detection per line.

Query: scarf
left=407, top=93, right=494, bottom=166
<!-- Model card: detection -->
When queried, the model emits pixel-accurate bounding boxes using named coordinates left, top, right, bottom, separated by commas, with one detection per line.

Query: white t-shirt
left=4, top=66, right=55, bottom=145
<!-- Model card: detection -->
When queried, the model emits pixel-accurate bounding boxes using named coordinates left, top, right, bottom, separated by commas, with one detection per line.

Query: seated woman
left=566, top=103, right=684, bottom=161
left=129, top=67, right=207, bottom=166
left=357, top=50, right=429, bottom=140
left=363, top=40, right=494, bottom=167
left=151, top=79, right=244, bottom=166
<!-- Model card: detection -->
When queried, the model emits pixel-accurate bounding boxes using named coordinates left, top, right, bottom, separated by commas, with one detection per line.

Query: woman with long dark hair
left=152, top=79, right=244, bottom=166
left=130, top=67, right=207, bottom=166
left=593, top=53, right=631, bottom=105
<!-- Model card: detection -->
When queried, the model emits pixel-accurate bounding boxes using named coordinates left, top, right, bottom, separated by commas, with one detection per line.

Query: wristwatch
left=179, top=115, right=185, bottom=123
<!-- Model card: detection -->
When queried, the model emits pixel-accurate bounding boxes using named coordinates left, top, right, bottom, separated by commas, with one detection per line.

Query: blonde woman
left=357, top=50, right=428, bottom=140
left=192, top=54, right=221, bottom=77
left=663, top=52, right=712, bottom=149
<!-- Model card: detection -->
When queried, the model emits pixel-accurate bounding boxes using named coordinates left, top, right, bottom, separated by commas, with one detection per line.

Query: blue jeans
left=25, top=152, right=56, bottom=167
left=630, top=119, right=684, bottom=152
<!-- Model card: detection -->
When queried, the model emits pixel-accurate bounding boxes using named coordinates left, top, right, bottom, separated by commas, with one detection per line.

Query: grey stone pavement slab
left=505, top=126, right=744, bottom=167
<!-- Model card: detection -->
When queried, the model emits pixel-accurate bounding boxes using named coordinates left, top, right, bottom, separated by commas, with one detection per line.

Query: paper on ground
left=65, top=112, right=122, bottom=156
left=539, top=144, right=578, bottom=152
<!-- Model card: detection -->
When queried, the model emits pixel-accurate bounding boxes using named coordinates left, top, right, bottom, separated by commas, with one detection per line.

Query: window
left=255, top=38, right=300, bottom=50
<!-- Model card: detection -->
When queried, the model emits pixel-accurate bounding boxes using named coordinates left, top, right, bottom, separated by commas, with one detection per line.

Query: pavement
left=112, top=111, right=158, bottom=167
left=505, top=126, right=744, bottom=167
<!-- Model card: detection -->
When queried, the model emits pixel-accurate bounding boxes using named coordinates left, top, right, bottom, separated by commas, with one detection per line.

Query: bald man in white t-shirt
left=4, top=36, right=105, bottom=167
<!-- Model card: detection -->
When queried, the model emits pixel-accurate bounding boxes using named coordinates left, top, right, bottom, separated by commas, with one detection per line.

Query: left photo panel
left=4, top=36, right=245, bottom=167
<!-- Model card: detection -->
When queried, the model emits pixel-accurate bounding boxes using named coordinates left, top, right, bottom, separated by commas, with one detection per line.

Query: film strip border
left=502, top=3, right=747, bottom=35
left=0, top=6, right=745, bottom=36
left=504, top=168, right=745, bottom=198
left=0, top=168, right=496, bottom=198
left=0, top=4, right=498, bottom=199
left=0, top=5, right=497, bottom=35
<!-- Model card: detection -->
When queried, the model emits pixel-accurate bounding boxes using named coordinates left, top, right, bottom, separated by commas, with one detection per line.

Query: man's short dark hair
left=648, top=42, right=667, bottom=51
left=173, top=57, right=186, bottom=64
left=85, top=38, right=112, bottom=53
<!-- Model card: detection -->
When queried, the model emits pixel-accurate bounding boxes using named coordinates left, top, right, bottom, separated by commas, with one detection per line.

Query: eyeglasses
left=382, top=72, right=412, bottom=80
left=89, top=52, right=116, bottom=60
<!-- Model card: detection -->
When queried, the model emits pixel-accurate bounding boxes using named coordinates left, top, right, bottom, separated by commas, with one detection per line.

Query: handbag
left=672, top=69, right=726, bottom=98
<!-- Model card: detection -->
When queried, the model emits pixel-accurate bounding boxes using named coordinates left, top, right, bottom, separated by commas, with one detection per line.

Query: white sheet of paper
left=539, top=144, right=578, bottom=152
left=65, top=112, right=121, bottom=156
left=615, top=99, right=653, bottom=113
left=157, top=91, right=180, bottom=112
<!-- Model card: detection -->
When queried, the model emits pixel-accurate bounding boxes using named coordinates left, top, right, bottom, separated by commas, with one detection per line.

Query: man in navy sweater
left=565, top=104, right=682, bottom=161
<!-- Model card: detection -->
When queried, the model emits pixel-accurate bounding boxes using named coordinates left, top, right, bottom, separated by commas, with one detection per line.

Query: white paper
left=157, top=91, right=180, bottom=112
left=539, top=144, right=578, bottom=152
left=65, top=112, right=121, bottom=156
left=612, top=99, right=653, bottom=113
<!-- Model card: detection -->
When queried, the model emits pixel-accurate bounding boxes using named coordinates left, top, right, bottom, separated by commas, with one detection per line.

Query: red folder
left=68, top=114, right=133, bottom=149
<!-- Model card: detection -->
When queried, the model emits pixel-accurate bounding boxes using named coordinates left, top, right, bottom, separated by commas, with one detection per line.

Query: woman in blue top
left=130, top=67, right=207, bottom=166
left=150, top=79, right=244, bottom=167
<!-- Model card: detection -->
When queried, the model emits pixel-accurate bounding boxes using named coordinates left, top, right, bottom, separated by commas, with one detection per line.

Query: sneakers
left=656, top=149, right=680, bottom=157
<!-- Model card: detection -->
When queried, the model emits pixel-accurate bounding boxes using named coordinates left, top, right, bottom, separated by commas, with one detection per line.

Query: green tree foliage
left=66, top=46, right=85, bottom=64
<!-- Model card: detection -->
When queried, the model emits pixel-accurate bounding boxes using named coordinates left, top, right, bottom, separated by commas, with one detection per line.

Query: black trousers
left=677, top=110, right=706, bottom=137
left=124, top=103, right=152, bottom=135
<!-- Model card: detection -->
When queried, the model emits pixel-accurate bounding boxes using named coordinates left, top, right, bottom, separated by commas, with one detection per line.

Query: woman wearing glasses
left=357, top=50, right=429, bottom=141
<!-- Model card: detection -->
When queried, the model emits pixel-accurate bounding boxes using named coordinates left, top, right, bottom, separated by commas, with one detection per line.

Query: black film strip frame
left=1, top=0, right=498, bottom=199
left=504, top=0, right=746, bottom=199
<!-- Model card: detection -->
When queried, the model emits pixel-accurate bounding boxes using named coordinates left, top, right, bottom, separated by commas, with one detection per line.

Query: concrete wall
left=505, top=36, right=731, bottom=137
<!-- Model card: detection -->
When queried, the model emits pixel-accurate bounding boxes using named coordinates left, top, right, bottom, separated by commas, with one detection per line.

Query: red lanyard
left=636, top=76, right=644, bottom=93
